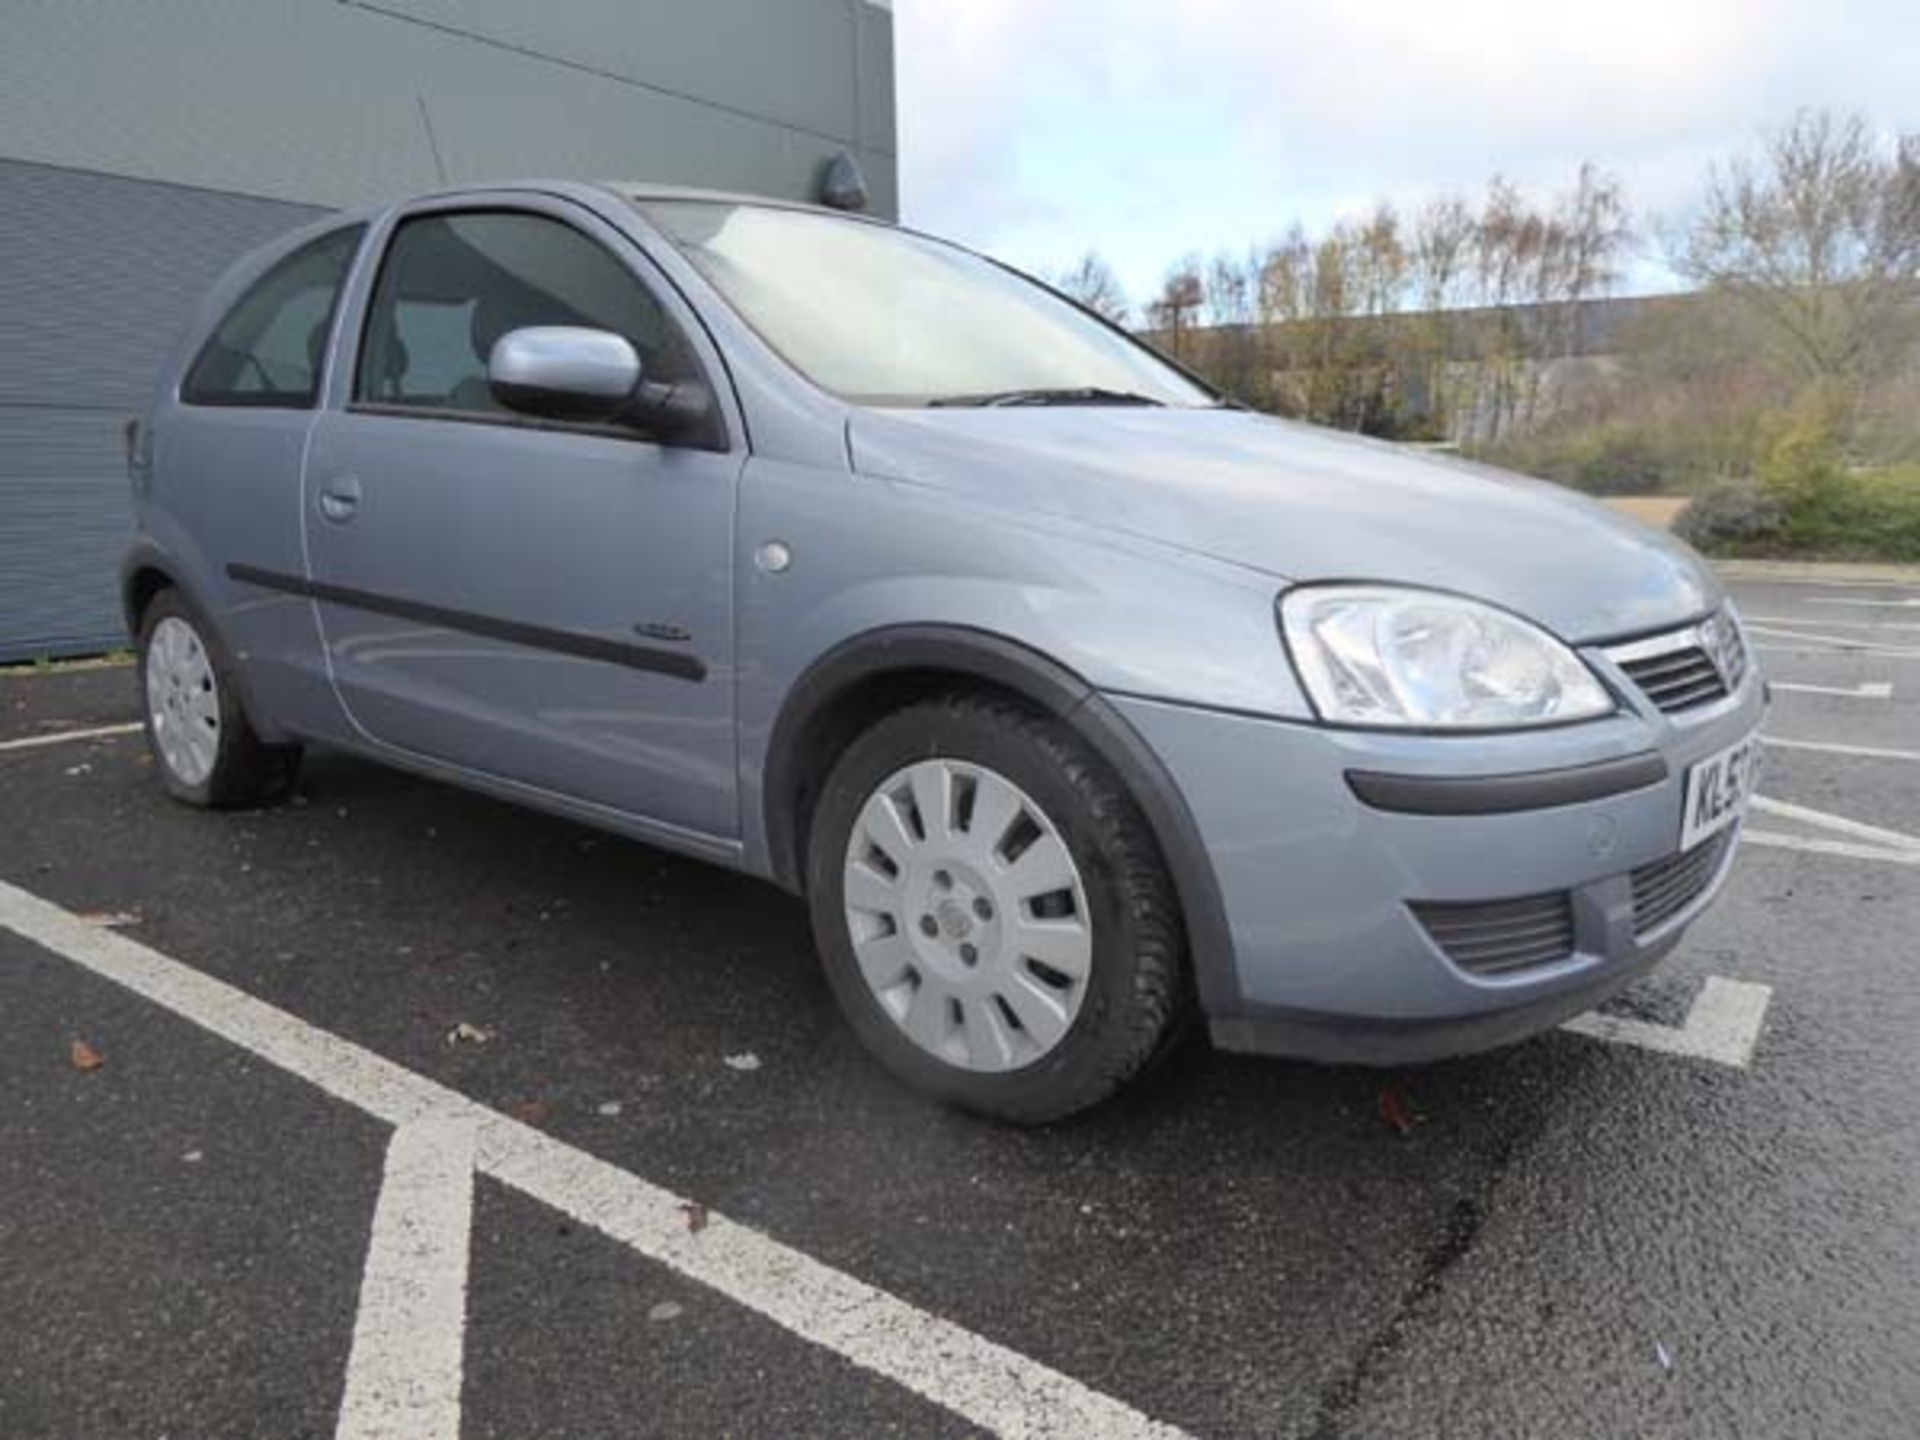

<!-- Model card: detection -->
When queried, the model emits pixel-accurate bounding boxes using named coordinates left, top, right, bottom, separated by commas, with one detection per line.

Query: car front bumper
left=1108, top=661, right=1768, bottom=1065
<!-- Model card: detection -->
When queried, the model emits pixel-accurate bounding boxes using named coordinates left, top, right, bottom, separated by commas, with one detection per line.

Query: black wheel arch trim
left=121, top=539, right=190, bottom=637
left=763, top=624, right=1242, bottom=1015
left=1345, top=750, right=1670, bottom=816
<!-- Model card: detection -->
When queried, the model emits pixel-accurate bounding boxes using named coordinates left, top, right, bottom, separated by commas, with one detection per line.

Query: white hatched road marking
left=0, top=877, right=1190, bottom=1440
left=1770, top=681, right=1893, bottom=699
left=0, top=722, right=143, bottom=753
left=336, top=1119, right=475, bottom=1440
left=1762, top=735, right=1920, bottom=764
left=1561, top=977, right=1772, bottom=1068
left=1745, top=791, right=1920, bottom=865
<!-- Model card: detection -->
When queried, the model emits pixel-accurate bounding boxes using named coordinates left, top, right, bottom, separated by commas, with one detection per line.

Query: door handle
left=317, top=474, right=361, bottom=523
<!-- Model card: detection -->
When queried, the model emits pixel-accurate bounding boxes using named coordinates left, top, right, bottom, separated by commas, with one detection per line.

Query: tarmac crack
left=1299, top=1117, right=1540, bottom=1440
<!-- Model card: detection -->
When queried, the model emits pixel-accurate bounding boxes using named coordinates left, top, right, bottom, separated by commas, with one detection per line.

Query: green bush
left=1481, top=424, right=1676, bottom=495
left=1778, top=468, right=1920, bottom=561
left=1680, top=467, right=1920, bottom=562
left=1567, top=429, right=1675, bottom=495
left=1674, top=479, right=1786, bottom=549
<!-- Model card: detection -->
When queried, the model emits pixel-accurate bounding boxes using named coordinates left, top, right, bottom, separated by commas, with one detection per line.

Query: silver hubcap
left=842, top=759, right=1092, bottom=1073
left=145, top=616, right=220, bottom=786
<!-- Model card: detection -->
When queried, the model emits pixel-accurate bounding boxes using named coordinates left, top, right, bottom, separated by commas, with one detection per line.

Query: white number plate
left=1680, top=729, right=1761, bottom=851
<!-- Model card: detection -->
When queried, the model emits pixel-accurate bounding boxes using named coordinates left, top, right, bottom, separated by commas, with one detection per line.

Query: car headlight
left=1279, top=585, right=1614, bottom=730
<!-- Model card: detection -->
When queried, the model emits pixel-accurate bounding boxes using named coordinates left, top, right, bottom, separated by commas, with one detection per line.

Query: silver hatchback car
left=126, top=182, right=1765, bottom=1121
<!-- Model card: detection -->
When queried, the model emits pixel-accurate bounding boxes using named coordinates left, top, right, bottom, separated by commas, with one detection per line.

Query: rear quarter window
left=181, top=225, right=365, bottom=408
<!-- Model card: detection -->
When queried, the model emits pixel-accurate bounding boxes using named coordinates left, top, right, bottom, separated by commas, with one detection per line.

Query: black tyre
left=137, top=588, right=301, bottom=809
left=806, top=692, right=1187, bottom=1123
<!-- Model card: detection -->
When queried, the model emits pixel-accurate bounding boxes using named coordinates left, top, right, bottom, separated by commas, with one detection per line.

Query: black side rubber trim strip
left=1345, top=750, right=1669, bottom=816
left=225, top=563, right=706, bottom=683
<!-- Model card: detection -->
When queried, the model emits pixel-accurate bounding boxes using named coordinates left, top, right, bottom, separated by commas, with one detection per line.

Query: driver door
left=300, top=199, right=740, bottom=839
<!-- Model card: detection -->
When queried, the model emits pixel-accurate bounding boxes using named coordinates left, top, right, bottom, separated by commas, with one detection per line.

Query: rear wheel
left=138, top=589, right=300, bottom=808
left=806, top=693, right=1187, bottom=1123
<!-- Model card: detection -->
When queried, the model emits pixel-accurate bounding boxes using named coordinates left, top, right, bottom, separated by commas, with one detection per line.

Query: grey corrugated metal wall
left=0, top=0, right=896, bottom=661
left=0, top=162, right=327, bottom=661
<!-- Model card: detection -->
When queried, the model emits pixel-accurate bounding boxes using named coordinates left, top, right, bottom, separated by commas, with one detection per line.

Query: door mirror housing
left=488, top=326, right=642, bottom=422
left=488, top=325, right=719, bottom=444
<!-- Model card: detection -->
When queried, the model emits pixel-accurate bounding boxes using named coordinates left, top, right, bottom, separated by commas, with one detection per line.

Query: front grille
left=1630, top=830, right=1733, bottom=935
left=1617, top=646, right=1728, bottom=712
left=1606, top=610, right=1748, bottom=715
left=1412, top=890, right=1576, bottom=975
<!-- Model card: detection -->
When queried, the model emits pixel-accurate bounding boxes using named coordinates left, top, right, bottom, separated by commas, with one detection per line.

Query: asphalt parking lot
left=4, top=567, right=1918, bottom=1440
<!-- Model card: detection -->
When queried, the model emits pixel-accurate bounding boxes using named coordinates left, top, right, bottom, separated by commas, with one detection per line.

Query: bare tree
left=1676, top=110, right=1920, bottom=389
left=1408, top=195, right=1478, bottom=432
left=1147, top=257, right=1205, bottom=358
left=1053, top=251, right=1131, bottom=326
left=1199, top=251, right=1264, bottom=401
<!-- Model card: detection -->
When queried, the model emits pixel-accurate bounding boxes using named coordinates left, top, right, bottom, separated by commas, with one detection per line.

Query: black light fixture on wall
left=818, top=150, right=870, bottom=211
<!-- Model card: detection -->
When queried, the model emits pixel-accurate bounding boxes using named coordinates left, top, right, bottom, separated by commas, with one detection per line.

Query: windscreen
left=638, top=200, right=1213, bottom=408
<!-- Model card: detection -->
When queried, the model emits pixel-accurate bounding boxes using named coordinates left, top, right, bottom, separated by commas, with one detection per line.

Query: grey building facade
left=1, top=0, right=897, bottom=661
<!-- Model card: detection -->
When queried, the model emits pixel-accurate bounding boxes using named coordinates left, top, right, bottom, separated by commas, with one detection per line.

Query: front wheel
left=806, top=693, right=1188, bottom=1123
left=138, top=589, right=300, bottom=808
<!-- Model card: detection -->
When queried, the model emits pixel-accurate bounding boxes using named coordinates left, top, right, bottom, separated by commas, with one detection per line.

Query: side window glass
left=355, top=211, right=699, bottom=415
left=181, top=226, right=364, bottom=407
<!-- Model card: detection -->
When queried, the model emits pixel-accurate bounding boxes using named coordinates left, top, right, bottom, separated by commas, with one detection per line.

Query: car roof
left=598, top=181, right=889, bottom=225
left=315, top=181, right=880, bottom=231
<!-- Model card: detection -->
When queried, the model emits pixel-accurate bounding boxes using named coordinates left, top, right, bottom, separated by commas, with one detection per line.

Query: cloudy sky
left=893, top=0, right=1918, bottom=305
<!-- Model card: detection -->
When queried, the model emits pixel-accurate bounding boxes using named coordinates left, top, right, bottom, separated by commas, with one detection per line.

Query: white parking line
left=1561, top=976, right=1772, bottom=1068
left=1763, top=735, right=1920, bottom=764
left=1770, top=681, right=1893, bottom=699
left=1748, top=614, right=1920, bottom=632
left=0, top=722, right=143, bottom=753
left=1806, top=597, right=1920, bottom=609
left=0, top=877, right=1189, bottom=1440
left=1750, top=795, right=1920, bottom=851
left=1746, top=831, right=1920, bottom=865
left=1745, top=624, right=1920, bottom=657
left=1755, top=645, right=1920, bottom=660
left=337, top=1119, right=475, bottom=1440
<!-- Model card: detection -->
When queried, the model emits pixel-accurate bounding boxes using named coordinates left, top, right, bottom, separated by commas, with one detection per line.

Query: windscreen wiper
left=926, top=386, right=1166, bottom=408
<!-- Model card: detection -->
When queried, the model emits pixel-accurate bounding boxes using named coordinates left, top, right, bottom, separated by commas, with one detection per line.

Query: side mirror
left=488, top=325, right=718, bottom=443
left=488, top=326, right=641, bottom=422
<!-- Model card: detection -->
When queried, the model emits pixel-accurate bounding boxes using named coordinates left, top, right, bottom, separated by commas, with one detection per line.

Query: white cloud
left=896, top=0, right=1920, bottom=303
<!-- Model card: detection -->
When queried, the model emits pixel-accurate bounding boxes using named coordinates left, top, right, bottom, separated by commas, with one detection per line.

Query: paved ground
left=3, top=570, right=1918, bottom=1439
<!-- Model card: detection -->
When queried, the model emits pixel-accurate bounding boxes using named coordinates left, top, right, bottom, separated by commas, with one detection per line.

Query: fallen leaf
left=69, top=1039, right=104, bottom=1072
left=680, top=1201, right=709, bottom=1234
left=77, top=910, right=141, bottom=929
left=647, top=1301, right=684, bottom=1322
left=510, top=1099, right=550, bottom=1125
left=446, top=1021, right=495, bottom=1047
left=1379, top=1084, right=1421, bottom=1135
left=723, top=1051, right=762, bottom=1072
